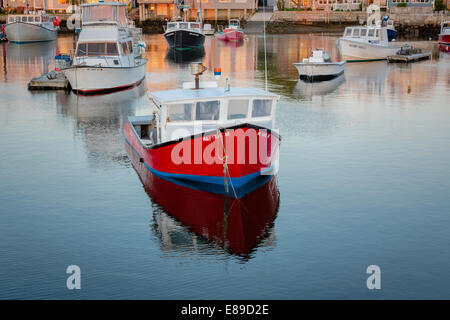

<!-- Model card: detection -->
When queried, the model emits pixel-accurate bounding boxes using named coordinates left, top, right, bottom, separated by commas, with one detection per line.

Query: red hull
left=124, top=121, right=280, bottom=187
left=438, top=34, right=450, bottom=53
left=125, top=142, right=280, bottom=255
left=217, top=29, right=244, bottom=42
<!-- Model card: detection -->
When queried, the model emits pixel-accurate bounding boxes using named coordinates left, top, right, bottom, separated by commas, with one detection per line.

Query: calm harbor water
left=0, top=34, right=449, bottom=299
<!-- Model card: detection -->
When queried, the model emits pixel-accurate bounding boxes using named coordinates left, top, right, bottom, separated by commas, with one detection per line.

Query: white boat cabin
left=7, top=12, right=56, bottom=29
left=73, top=2, right=137, bottom=68
left=132, top=87, right=279, bottom=146
left=228, top=19, right=241, bottom=30
left=441, top=21, right=450, bottom=35
left=342, top=26, right=389, bottom=44
left=303, top=50, right=332, bottom=63
left=166, top=22, right=202, bottom=33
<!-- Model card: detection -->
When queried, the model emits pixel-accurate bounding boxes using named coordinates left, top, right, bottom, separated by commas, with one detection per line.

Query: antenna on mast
left=263, top=5, right=268, bottom=92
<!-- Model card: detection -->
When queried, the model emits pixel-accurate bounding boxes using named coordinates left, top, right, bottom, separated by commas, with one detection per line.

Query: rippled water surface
left=0, top=34, right=449, bottom=299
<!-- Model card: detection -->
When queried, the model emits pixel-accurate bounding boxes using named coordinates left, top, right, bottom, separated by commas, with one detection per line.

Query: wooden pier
left=28, top=71, right=69, bottom=90
left=388, top=52, right=431, bottom=63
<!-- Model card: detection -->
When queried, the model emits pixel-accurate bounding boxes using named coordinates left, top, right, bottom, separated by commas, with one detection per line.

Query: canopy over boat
left=81, top=2, right=128, bottom=27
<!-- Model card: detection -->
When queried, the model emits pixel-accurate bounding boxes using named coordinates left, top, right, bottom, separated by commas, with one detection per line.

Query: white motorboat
left=203, top=24, right=215, bottom=36
left=337, top=25, right=401, bottom=62
left=337, top=5, right=401, bottom=62
left=293, top=49, right=346, bottom=81
left=5, top=11, right=58, bottom=43
left=62, top=2, right=147, bottom=95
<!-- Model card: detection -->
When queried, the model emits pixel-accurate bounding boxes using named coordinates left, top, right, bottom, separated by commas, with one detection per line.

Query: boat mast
left=199, top=0, right=202, bottom=26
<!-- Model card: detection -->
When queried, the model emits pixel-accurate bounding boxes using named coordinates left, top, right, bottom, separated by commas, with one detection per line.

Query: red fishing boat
left=125, top=141, right=280, bottom=255
left=438, top=21, right=450, bottom=53
left=124, top=65, right=280, bottom=191
left=217, top=19, right=244, bottom=42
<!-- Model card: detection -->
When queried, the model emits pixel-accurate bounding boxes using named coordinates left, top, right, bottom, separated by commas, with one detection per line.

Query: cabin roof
left=149, top=87, right=279, bottom=105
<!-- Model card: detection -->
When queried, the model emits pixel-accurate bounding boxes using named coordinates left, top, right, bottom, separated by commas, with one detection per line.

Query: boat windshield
left=82, top=4, right=128, bottom=27
left=229, top=20, right=240, bottom=27
left=76, top=42, right=119, bottom=57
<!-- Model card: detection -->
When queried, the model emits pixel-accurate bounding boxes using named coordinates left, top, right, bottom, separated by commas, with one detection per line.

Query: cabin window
left=376, top=29, right=380, bottom=38
left=196, top=101, right=220, bottom=121
left=227, top=99, right=249, bottom=120
left=252, top=100, right=272, bottom=118
left=21, top=17, right=27, bottom=22
left=345, top=28, right=352, bottom=36
left=190, top=23, right=199, bottom=29
left=87, top=42, right=106, bottom=56
left=35, top=17, right=41, bottom=23
left=368, top=29, right=375, bottom=37
left=179, top=23, right=188, bottom=29
left=76, top=43, right=87, bottom=56
left=121, top=42, right=129, bottom=55
left=353, top=29, right=360, bottom=37
left=107, top=43, right=118, bottom=55
left=168, top=23, right=176, bottom=29
left=361, top=29, right=367, bottom=37
left=9, top=17, right=14, bottom=23
left=127, top=41, right=133, bottom=53
left=168, top=103, right=193, bottom=121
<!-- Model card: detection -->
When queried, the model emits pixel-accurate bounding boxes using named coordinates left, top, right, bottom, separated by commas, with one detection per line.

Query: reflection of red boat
left=125, top=142, right=280, bottom=255
left=438, top=21, right=450, bottom=53
left=217, top=19, right=244, bottom=42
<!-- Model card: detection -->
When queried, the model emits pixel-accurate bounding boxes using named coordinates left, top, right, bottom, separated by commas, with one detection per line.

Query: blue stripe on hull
left=125, top=137, right=274, bottom=198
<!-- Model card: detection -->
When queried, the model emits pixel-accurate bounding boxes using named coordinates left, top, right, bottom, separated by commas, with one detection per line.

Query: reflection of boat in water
left=343, top=61, right=387, bottom=93
left=217, top=38, right=244, bottom=48
left=293, top=73, right=345, bottom=97
left=165, top=46, right=205, bottom=63
left=126, top=140, right=279, bottom=256
left=3, top=41, right=56, bottom=77
left=6, top=41, right=56, bottom=63
left=55, top=83, right=146, bottom=168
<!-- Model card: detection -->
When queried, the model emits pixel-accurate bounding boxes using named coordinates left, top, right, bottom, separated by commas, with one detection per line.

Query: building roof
left=149, top=87, right=279, bottom=105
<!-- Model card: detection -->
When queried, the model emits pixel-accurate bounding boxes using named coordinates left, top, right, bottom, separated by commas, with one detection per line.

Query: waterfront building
left=137, top=0, right=258, bottom=21
left=2, top=0, right=131, bottom=13
left=387, top=0, right=434, bottom=13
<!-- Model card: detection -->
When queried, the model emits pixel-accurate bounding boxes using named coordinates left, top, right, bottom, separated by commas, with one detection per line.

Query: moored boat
left=164, top=20, right=205, bottom=51
left=5, top=11, right=58, bottom=43
left=438, top=21, right=450, bottom=53
left=293, top=49, right=346, bottom=81
left=337, top=25, right=401, bottom=62
left=217, top=19, right=244, bottom=42
left=62, top=2, right=147, bottom=95
left=124, top=64, right=280, bottom=191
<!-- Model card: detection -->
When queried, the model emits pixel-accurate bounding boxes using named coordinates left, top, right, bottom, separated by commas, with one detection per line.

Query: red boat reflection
left=125, top=142, right=280, bottom=256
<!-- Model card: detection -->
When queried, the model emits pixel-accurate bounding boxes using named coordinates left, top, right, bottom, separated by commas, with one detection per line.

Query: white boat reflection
left=54, top=82, right=147, bottom=169
left=293, top=73, right=345, bottom=97
left=343, top=61, right=387, bottom=93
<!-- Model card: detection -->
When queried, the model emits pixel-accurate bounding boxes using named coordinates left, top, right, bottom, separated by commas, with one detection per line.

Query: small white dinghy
left=293, top=49, right=346, bottom=82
